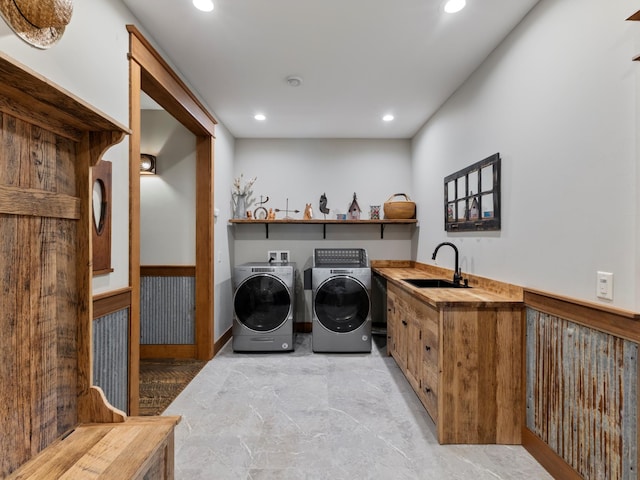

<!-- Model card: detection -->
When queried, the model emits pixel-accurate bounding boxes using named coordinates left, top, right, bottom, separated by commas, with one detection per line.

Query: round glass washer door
left=234, top=274, right=292, bottom=332
left=314, top=275, right=370, bottom=333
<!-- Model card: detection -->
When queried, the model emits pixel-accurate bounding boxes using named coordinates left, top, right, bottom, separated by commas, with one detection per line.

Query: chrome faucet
left=432, top=242, right=462, bottom=285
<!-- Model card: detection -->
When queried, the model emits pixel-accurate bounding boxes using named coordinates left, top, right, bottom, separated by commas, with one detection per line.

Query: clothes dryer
left=233, top=262, right=296, bottom=352
left=312, top=249, right=371, bottom=353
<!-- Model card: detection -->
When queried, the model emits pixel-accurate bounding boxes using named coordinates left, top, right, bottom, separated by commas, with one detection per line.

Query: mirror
left=93, top=179, right=105, bottom=234
left=91, top=160, right=113, bottom=275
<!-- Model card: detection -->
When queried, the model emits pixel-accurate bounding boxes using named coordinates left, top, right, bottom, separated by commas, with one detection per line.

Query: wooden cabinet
left=388, top=287, right=420, bottom=390
left=386, top=283, right=523, bottom=444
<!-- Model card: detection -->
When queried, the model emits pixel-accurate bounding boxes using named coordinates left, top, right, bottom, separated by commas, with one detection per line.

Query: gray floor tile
left=166, top=333, right=552, bottom=480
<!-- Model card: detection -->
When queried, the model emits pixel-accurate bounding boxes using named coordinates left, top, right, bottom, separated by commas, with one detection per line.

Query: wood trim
left=195, top=135, right=214, bottom=360
left=0, top=51, right=129, bottom=142
left=370, top=260, right=413, bottom=268
left=214, top=327, right=233, bottom=354
left=140, top=344, right=197, bottom=359
left=128, top=58, right=142, bottom=416
left=76, top=133, right=94, bottom=422
left=0, top=185, right=80, bottom=219
left=127, top=25, right=217, bottom=136
left=91, top=160, right=113, bottom=274
left=141, top=265, right=196, bottom=277
left=522, top=428, right=582, bottom=480
left=524, top=289, right=640, bottom=343
left=627, top=10, right=640, bottom=21
left=92, top=287, right=132, bottom=319
left=129, top=25, right=217, bottom=402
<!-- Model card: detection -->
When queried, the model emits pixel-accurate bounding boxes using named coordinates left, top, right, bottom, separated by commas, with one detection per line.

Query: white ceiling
left=123, top=0, right=540, bottom=139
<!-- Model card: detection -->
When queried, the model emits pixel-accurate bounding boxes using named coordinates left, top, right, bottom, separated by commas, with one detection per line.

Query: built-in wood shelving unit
left=229, top=218, right=418, bottom=239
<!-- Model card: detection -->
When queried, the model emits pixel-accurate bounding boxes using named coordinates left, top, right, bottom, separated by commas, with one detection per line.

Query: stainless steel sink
left=402, top=278, right=471, bottom=288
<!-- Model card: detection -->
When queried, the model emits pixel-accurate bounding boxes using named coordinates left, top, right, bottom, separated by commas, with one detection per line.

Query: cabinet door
left=419, top=305, right=439, bottom=422
left=387, top=285, right=407, bottom=371
left=404, top=312, right=421, bottom=392
left=386, top=290, right=397, bottom=357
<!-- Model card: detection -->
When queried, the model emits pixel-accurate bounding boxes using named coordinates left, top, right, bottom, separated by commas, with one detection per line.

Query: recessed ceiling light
left=383, top=114, right=394, bottom=122
left=444, top=0, right=465, bottom=13
left=254, top=114, right=266, bottom=121
left=193, top=0, right=214, bottom=12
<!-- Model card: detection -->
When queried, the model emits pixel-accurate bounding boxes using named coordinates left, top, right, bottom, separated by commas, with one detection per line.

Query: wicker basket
left=383, top=193, right=416, bottom=219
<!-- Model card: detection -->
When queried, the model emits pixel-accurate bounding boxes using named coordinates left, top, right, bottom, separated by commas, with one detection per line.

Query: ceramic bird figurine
left=319, top=193, right=330, bottom=218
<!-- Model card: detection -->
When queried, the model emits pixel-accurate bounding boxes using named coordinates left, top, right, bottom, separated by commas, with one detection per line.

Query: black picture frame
left=444, top=153, right=501, bottom=232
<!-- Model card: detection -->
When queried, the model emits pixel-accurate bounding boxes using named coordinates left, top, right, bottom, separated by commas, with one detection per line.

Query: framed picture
left=444, top=153, right=501, bottom=232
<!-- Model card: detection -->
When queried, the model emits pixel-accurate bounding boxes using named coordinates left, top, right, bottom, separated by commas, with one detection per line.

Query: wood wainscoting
left=523, top=289, right=640, bottom=480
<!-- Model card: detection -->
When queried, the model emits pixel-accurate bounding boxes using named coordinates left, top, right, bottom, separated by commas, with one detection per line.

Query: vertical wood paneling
left=56, top=136, right=78, bottom=434
left=0, top=113, right=80, bottom=476
left=526, top=308, right=637, bottom=480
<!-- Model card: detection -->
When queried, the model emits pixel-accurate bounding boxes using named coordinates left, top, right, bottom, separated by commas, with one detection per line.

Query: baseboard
left=522, top=428, right=582, bottom=480
left=140, top=344, right=196, bottom=359
left=214, top=327, right=233, bottom=354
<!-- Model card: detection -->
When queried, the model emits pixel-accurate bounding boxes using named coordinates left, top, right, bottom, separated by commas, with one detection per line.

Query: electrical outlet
left=268, top=250, right=290, bottom=263
left=596, top=271, right=613, bottom=300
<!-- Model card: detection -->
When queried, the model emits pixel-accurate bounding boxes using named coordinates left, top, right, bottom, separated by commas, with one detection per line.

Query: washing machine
left=233, top=262, right=296, bottom=352
left=312, top=248, right=371, bottom=353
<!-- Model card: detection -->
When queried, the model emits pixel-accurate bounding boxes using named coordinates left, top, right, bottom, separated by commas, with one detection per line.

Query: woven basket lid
left=0, top=0, right=73, bottom=49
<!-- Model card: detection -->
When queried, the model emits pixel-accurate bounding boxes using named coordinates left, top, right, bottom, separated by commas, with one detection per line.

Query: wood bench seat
left=7, top=416, right=180, bottom=480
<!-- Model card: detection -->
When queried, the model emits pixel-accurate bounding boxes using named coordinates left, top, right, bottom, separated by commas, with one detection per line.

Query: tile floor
left=165, top=334, right=553, bottom=479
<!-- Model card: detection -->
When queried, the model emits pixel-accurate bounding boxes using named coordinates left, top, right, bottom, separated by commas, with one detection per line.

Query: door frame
left=127, top=25, right=217, bottom=414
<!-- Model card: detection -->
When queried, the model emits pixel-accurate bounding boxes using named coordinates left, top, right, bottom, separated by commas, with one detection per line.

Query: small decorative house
left=469, top=196, right=480, bottom=220
left=348, top=192, right=361, bottom=220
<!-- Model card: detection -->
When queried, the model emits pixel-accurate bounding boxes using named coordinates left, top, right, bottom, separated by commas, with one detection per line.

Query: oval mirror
left=92, top=179, right=105, bottom=234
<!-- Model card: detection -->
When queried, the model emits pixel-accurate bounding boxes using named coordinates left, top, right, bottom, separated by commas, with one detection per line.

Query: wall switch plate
left=596, top=271, right=613, bottom=300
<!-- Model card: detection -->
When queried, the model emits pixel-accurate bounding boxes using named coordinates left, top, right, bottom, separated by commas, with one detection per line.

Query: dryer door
left=314, top=276, right=369, bottom=333
left=234, top=274, right=292, bottom=332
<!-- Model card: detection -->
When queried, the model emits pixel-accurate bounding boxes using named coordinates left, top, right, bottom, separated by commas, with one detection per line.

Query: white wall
left=233, top=138, right=413, bottom=322
left=0, top=0, right=237, bottom=338
left=412, top=0, right=639, bottom=309
left=140, top=110, right=196, bottom=264
left=214, top=123, right=236, bottom=339
left=0, top=0, right=136, bottom=294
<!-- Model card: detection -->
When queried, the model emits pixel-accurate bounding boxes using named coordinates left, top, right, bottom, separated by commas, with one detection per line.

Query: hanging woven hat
left=0, top=0, right=73, bottom=49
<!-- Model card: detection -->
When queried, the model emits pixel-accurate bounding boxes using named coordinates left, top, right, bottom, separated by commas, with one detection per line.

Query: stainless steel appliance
left=311, top=248, right=371, bottom=353
left=233, top=262, right=296, bottom=352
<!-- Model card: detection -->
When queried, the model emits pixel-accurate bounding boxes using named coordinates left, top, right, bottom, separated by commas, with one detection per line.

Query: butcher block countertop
left=372, top=260, right=523, bottom=309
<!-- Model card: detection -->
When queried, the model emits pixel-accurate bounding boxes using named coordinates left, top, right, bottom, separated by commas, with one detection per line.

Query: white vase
left=233, top=193, right=247, bottom=219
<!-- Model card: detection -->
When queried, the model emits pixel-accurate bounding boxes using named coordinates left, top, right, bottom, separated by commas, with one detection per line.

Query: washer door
left=314, top=276, right=369, bottom=333
left=234, top=274, right=292, bottom=332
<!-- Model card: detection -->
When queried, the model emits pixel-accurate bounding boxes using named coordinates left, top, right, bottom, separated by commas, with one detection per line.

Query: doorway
left=128, top=24, right=217, bottom=414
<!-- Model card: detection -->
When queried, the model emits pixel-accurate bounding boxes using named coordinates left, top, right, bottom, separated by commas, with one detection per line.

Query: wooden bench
left=7, top=416, right=180, bottom=480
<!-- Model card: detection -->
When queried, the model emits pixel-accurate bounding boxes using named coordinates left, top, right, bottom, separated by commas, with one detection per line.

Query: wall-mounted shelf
left=229, top=218, right=418, bottom=239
